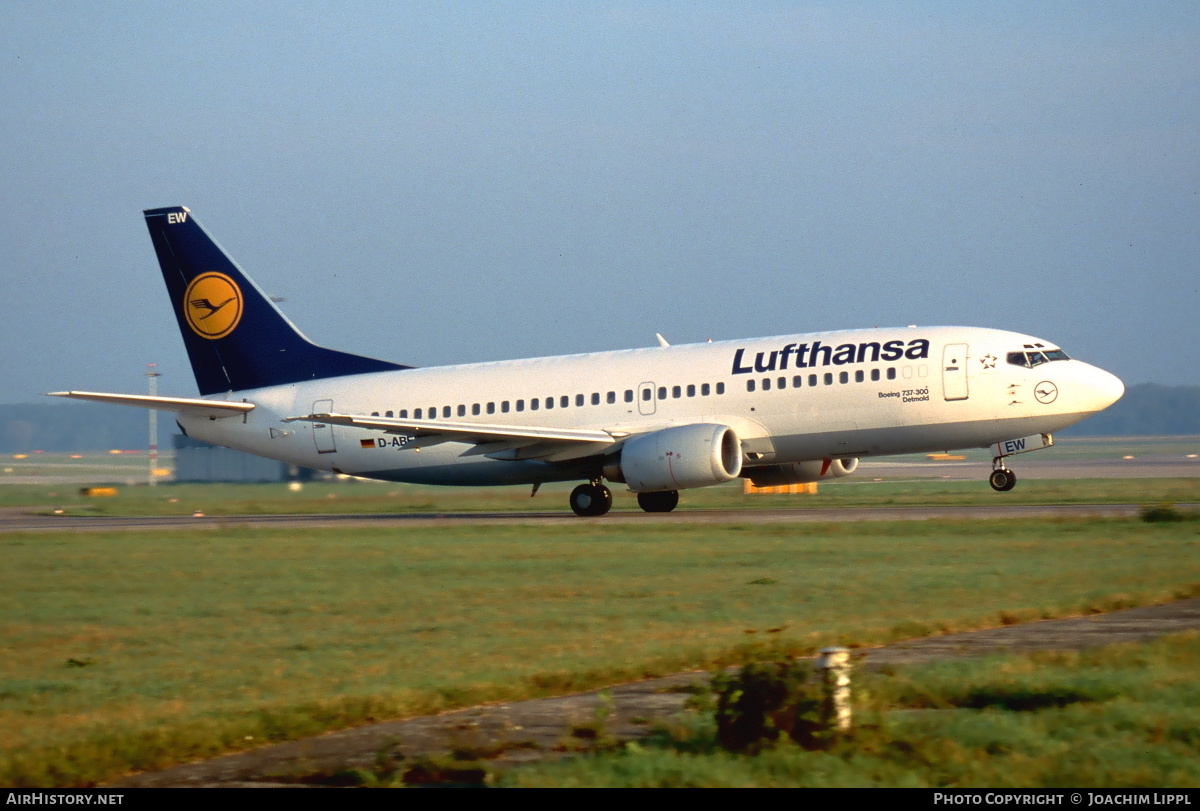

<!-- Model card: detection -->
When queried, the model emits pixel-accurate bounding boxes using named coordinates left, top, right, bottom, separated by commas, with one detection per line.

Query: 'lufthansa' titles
left=731, top=338, right=930, bottom=374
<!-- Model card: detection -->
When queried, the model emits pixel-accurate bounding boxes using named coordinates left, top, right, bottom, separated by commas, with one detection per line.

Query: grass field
left=500, top=631, right=1200, bottom=787
left=1, top=513, right=1198, bottom=786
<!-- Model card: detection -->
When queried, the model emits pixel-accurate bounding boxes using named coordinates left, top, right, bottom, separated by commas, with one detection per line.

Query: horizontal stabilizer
left=47, top=391, right=255, bottom=418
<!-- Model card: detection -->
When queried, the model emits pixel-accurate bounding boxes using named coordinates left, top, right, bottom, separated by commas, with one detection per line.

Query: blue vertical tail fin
left=144, top=206, right=409, bottom=395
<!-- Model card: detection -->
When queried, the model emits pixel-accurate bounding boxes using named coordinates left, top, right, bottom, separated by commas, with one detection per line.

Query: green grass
left=1, top=516, right=1199, bottom=785
left=500, top=632, right=1200, bottom=787
left=3, top=476, right=1199, bottom=518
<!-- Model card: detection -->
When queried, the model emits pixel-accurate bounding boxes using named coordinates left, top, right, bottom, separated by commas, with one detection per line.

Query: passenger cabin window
left=516, top=400, right=525, bottom=412
left=761, top=378, right=770, bottom=391
left=546, top=397, right=554, bottom=409
left=561, top=395, right=570, bottom=408
left=576, top=394, right=585, bottom=407
left=658, top=387, right=667, bottom=400
left=607, top=391, right=616, bottom=404
left=839, top=371, right=849, bottom=384
left=716, top=382, right=725, bottom=395
left=855, top=370, right=864, bottom=383
left=824, top=373, right=833, bottom=386
left=472, top=404, right=480, bottom=416
left=672, top=386, right=681, bottom=399
left=444, top=406, right=452, bottom=418
left=687, top=384, right=696, bottom=397
left=457, top=405, right=466, bottom=417
left=530, top=399, right=539, bottom=411
left=414, top=408, right=422, bottom=419
left=591, top=393, right=600, bottom=405
left=808, top=374, right=817, bottom=387
left=701, top=383, right=710, bottom=396
left=747, top=379, right=756, bottom=392
left=625, top=390, right=634, bottom=403
left=642, top=388, right=652, bottom=401
left=502, top=401, right=510, bottom=413
left=487, top=402, right=495, bottom=414
left=777, top=377, right=786, bottom=390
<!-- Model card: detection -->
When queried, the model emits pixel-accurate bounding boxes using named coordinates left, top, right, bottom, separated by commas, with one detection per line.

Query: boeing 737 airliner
left=51, top=207, right=1124, bottom=516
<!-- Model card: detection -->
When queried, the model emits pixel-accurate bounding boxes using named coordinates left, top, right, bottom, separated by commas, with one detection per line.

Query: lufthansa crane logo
left=1034, top=381, right=1059, bottom=404
left=183, top=272, right=243, bottom=339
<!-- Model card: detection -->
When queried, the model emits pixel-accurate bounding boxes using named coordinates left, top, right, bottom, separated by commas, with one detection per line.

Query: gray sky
left=3, top=2, right=1197, bottom=402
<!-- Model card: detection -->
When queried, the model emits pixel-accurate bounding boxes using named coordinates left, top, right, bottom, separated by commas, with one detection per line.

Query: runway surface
left=0, top=502, right=1182, bottom=533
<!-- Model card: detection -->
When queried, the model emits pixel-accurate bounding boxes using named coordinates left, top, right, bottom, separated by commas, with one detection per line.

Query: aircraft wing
left=284, top=412, right=629, bottom=462
left=47, top=391, right=255, bottom=418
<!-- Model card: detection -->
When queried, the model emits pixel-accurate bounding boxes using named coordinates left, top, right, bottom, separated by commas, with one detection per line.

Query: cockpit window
left=1007, top=348, right=1071, bottom=368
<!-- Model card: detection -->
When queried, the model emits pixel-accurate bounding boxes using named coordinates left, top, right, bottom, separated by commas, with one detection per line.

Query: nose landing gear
left=986, top=433, right=1053, bottom=492
left=989, top=466, right=1017, bottom=492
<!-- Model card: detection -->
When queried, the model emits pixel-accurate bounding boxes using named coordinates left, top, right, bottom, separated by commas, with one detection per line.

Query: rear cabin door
left=942, top=344, right=969, bottom=401
left=312, top=399, right=337, bottom=453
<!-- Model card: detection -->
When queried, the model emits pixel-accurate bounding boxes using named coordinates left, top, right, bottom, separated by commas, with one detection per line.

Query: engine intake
left=607, top=424, right=742, bottom=493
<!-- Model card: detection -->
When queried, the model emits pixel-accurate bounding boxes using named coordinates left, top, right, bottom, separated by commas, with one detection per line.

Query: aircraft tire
left=570, top=483, right=613, bottom=516
left=989, top=468, right=1017, bottom=492
left=637, top=490, right=679, bottom=513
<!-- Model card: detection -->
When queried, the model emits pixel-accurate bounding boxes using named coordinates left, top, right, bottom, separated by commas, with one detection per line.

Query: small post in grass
left=818, top=647, right=852, bottom=732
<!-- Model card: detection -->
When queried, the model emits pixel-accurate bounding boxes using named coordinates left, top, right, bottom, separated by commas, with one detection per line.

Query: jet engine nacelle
left=745, top=458, right=859, bottom=487
left=606, top=423, right=743, bottom=492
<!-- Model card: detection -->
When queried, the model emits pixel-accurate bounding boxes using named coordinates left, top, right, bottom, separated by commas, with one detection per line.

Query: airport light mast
left=146, top=364, right=160, bottom=487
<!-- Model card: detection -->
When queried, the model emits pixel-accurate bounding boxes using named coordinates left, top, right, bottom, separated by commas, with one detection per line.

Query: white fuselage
left=178, top=325, right=1124, bottom=488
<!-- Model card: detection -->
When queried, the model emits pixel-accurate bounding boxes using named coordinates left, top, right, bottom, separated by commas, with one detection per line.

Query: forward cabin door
left=942, top=344, right=969, bottom=401
left=312, top=399, right=337, bottom=453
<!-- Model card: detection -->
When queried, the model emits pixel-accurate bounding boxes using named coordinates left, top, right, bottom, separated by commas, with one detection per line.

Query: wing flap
left=284, top=412, right=625, bottom=446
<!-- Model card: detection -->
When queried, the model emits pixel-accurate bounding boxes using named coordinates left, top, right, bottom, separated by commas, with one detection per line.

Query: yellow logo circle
left=183, top=273, right=243, bottom=340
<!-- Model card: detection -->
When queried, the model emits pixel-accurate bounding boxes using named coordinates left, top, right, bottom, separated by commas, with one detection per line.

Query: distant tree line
left=0, top=383, right=1197, bottom=453
left=1060, top=383, right=1200, bottom=437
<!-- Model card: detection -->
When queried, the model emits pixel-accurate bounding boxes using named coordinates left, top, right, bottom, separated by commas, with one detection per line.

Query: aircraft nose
left=1085, top=366, right=1125, bottom=412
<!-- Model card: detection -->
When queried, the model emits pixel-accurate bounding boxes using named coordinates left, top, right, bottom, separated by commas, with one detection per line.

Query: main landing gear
left=637, top=490, right=679, bottom=513
left=568, top=482, right=682, bottom=515
left=570, top=480, right=612, bottom=516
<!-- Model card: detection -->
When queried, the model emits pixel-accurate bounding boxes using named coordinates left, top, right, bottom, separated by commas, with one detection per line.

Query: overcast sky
left=2, top=2, right=1196, bottom=402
